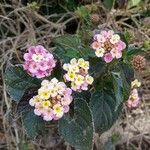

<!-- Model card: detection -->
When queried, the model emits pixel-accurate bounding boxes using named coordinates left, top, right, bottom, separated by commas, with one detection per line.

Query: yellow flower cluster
left=63, top=58, right=94, bottom=91
left=29, top=78, right=73, bottom=121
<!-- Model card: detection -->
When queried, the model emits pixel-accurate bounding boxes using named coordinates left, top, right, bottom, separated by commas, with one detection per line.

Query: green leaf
left=112, top=72, right=123, bottom=110
left=59, top=98, right=94, bottom=150
left=53, top=35, right=82, bottom=62
left=5, top=65, right=40, bottom=102
left=89, top=58, right=106, bottom=78
left=119, top=63, right=134, bottom=100
left=103, top=0, right=115, bottom=10
left=75, top=6, right=90, bottom=20
left=79, top=47, right=95, bottom=59
left=54, top=35, right=81, bottom=50
left=54, top=46, right=79, bottom=63
left=126, top=47, right=143, bottom=58
left=90, top=91, right=122, bottom=134
left=128, top=0, right=141, bottom=8
left=22, top=108, right=45, bottom=138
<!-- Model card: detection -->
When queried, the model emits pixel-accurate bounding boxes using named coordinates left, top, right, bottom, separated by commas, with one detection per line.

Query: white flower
left=110, top=34, right=120, bottom=44
left=85, top=75, right=94, bottom=84
left=70, top=58, right=77, bottom=65
left=95, top=48, right=105, bottom=57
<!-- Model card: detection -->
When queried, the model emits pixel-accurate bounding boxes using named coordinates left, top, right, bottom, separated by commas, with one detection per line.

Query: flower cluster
left=91, top=30, right=126, bottom=63
left=132, top=55, right=146, bottom=70
left=63, top=58, right=94, bottom=92
left=29, top=78, right=73, bottom=121
left=127, top=79, right=141, bottom=108
left=23, top=45, right=56, bottom=78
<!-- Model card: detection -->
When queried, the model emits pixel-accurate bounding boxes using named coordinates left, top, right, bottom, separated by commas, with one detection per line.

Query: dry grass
left=0, top=0, right=150, bottom=149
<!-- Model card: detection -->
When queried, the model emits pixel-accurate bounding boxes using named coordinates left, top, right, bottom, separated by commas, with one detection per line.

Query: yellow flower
left=71, top=82, right=78, bottom=91
left=38, top=88, right=51, bottom=100
left=75, top=75, right=84, bottom=85
left=131, top=79, right=141, bottom=88
left=42, top=100, right=51, bottom=108
left=67, top=71, right=76, bottom=81
left=49, top=89, right=57, bottom=97
left=78, top=58, right=89, bottom=70
left=85, top=75, right=94, bottom=84
left=53, top=104, right=64, bottom=117
left=69, top=65, right=79, bottom=73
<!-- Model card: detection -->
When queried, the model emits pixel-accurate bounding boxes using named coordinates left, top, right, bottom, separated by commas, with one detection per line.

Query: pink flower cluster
left=127, top=79, right=141, bottom=108
left=127, top=89, right=140, bottom=108
left=23, top=45, right=56, bottom=78
left=29, top=78, right=73, bottom=121
left=91, top=30, right=126, bottom=63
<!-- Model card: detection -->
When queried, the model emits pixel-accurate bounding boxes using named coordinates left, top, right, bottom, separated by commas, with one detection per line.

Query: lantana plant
left=5, top=29, right=146, bottom=150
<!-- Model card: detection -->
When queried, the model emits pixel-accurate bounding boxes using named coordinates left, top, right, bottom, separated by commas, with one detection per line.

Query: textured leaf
left=112, top=72, right=123, bottom=110
left=120, top=63, right=134, bottom=83
left=79, top=47, right=95, bottom=59
left=90, top=91, right=122, bottom=134
left=58, top=98, right=94, bottom=150
left=5, top=65, right=40, bottom=102
left=54, top=35, right=81, bottom=50
left=119, top=63, right=134, bottom=100
left=89, top=58, right=106, bottom=78
left=54, top=46, right=79, bottom=63
left=22, top=109, right=45, bottom=138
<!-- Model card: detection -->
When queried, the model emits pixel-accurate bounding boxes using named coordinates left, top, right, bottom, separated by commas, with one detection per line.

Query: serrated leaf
left=59, top=98, right=94, bottom=150
left=90, top=91, right=122, bottom=134
left=22, top=109, right=45, bottom=138
left=5, top=65, right=40, bottom=102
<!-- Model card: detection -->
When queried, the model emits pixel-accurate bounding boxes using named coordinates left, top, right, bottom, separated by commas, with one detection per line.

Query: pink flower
left=39, top=61, right=49, bottom=71
left=23, top=53, right=32, bottom=61
left=116, top=40, right=126, bottom=51
left=96, top=34, right=106, bottom=43
left=34, top=108, right=42, bottom=116
left=127, top=89, right=140, bottom=108
left=91, top=41, right=101, bottom=50
left=23, top=45, right=56, bottom=78
left=110, top=49, right=122, bottom=59
left=81, top=83, right=88, bottom=91
left=107, top=30, right=114, bottom=38
left=36, top=70, right=46, bottom=78
left=63, top=105, right=70, bottom=113
left=104, top=53, right=113, bottom=63
left=100, top=30, right=109, bottom=38
left=28, top=62, right=40, bottom=74
left=43, top=108, right=54, bottom=121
